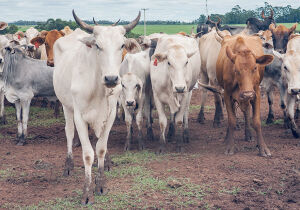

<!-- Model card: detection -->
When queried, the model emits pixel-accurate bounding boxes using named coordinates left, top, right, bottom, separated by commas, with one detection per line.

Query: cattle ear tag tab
left=34, top=42, right=40, bottom=49
left=18, top=35, right=21, bottom=40
left=153, top=58, right=158, bottom=66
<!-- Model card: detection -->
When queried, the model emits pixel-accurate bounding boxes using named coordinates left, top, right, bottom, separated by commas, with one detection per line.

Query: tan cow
left=216, top=34, right=273, bottom=156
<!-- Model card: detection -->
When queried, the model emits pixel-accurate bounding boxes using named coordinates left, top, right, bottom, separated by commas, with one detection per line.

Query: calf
left=2, top=47, right=56, bottom=145
left=216, top=35, right=273, bottom=156
left=120, top=48, right=154, bottom=151
left=150, top=34, right=200, bottom=153
left=273, top=36, right=300, bottom=142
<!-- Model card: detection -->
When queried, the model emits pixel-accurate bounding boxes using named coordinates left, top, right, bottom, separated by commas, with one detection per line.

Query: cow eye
left=253, top=66, right=257, bottom=72
left=284, top=66, right=288, bottom=71
left=167, top=61, right=171, bottom=66
left=136, top=84, right=141, bottom=90
left=121, top=44, right=125, bottom=49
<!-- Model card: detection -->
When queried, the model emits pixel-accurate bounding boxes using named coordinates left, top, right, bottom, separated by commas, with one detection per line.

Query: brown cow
left=269, top=23, right=297, bottom=53
left=31, top=30, right=65, bottom=66
left=216, top=35, right=273, bottom=156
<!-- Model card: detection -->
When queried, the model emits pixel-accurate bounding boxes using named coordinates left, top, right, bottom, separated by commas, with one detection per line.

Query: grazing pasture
left=0, top=90, right=299, bottom=209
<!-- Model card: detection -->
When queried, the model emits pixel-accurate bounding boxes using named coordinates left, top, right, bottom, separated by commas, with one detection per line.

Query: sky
left=0, top=0, right=299, bottom=22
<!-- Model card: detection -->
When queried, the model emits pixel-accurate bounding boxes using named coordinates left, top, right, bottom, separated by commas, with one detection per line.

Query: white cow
left=120, top=47, right=154, bottom=151
left=150, top=34, right=201, bottom=153
left=197, top=28, right=231, bottom=126
left=273, top=35, right=300, bottom=142
left=53, top=10, right=140, bottom=204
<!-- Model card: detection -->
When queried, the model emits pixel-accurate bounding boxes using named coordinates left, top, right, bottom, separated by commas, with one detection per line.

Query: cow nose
left=240, top=91, right=255, bottom=100
left=28, top=45, right=34, bottom=51
left=291, top=88, right=300, bottom=95
left=0, top=58, right=2, bottom=63
left=104, top=76, right=119, bottom=86
left=47, top=60, right=54, bottom=67
left=277, top=49, right=284, bottom=54
left=126, top=100, right=135, bottom=106
left=175, top=86, right=185, bottom=93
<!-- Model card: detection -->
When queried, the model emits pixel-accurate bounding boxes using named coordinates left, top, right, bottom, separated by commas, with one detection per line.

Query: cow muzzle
left=126, top=100, right=135, bottom=107
left=174, top=85, right=186, bottom=93
left=291, top=88, right=300, bottom=95
left=27, top=45, right=35, bottom=52
left=104, top=75, right=119, bottom=88
left=239, top=91, right=255, bottom=101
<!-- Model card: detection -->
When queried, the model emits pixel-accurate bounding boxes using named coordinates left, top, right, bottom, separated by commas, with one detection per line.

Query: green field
left=16, top=23, right=300, bottom=35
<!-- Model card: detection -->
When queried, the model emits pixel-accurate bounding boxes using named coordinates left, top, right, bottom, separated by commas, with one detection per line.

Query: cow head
left=274, top=49, right=300, bottom=95
left=269, top=23, right=297, bottom=53
left=24, top=27, right=39, bottom=51
left=226, top=37, right=273, bottom=103
left=0, top=22, right=8, bottom=31
left=31, top=30, right=65, bottom=67
left=152, top=45, right=197, bottom=93
left=72, top=10, right=140, bottom=88
left=121, top=73, right=143, bottom=110
left=260, top=9, right=275, bottom=30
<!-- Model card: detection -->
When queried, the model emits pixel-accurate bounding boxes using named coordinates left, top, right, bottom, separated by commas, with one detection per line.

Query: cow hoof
left=123, top=142, right=131, bottom=151
left=225, top=147, right=235, bottom=155
left=183, top=130, right=189, bottom=143
left=291, top=129, right=300, bottom=138
left=63, top=156, right=74, bottom=177
left=147, top=127, right=154, bottom=141
left=266, top=115, right=274, bottom=124
left=81, top=189, right=94, bottom=205
left=156, top=145, right=166, bottom=154
left=213, top=121, right=221, bottom=128
left=259, top=147, right=271, bottom=157
left=197, top=115, right=205, bottom=124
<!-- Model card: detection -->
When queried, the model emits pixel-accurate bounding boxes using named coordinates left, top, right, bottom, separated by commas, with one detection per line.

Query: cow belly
left=4, top=86, right=34, bottom=103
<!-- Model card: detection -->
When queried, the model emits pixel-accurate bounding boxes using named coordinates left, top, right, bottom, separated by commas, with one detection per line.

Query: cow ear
left=272, top=50, right=284, bottom=61
left=0, top=22, right=7, bottom=30
left=226, top=46, right=236, bottom=63
left=59, top=30, right=65, bottom=36
left=79, top=36, right=96, bottom=48
left=187, top=50, right=197, bottom=58
left=269, top=23, right=276, bottom=33
left=125, top=38, right=141, bottom=53
left=30, top=37, right=45, bottom=45
left=152, top=53, right=167, bottom=62
left=256, top=54, right=274, bottom=65
left=288, top=23, right=297, bottom=35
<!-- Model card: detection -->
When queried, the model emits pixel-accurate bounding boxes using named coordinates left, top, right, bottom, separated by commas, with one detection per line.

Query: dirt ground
left=0, top=90, right=299, bottom=209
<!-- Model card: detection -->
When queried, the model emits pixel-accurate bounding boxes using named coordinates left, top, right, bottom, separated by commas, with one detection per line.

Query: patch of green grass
left=219, top=187, right=240, bottom=195
left=0, top=168, right=15, bottom=180
left=262, top=119, right=284, bottom=127
left=111, top=151, right=163, bottom=166
left=105, top=165, right=149, bottom=178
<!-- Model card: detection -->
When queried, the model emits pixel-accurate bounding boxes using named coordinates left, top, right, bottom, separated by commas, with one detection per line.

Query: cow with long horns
left=53, top=10, right=141, bottom=204
left=246, top=9, right=275, bottom=33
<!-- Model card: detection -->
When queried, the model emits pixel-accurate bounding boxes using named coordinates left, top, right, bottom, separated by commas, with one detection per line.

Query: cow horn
left=93, top=17, right=99, bottom=25
left=215, top=24, right=225, bottom=39
left=261, top=10, right=266, bottom=19
left=269, top=8, right=274, bottom=18
left=112, top=19, right=120, bottom=26
left=216, top=16, right=221, bottom=25
left=72, top=10, right=94, bottom=33
left=123, top=11, right=141, bottom=33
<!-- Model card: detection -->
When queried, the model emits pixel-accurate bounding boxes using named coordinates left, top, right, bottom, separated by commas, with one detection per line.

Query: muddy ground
left=0, top=90, right=299, bottom=209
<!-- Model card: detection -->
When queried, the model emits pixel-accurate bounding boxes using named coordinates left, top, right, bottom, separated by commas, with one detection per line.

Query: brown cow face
left=31, top=30, right=65, bottom=67
left=226, top=42, right=273, bottom=103
left=269, top=23, right=297, bottom=53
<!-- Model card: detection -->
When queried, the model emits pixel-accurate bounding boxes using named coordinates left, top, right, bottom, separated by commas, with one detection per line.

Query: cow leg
left=153, top=93, right=167, bottom=154
left=15, top=101, right=24, bottom=145
left=54, top=100, right=60, bottom=118
left=295, top=103, right=300, bottom=120
left=278, top=81, right=289, bottom=128
left=123, top=106, right=133, bottom=151
left=183, top=93, right=192, bottom=144
left=224, top=93, right=236, bottom=155
left=266, top=90, right=275, bottom=124
left=0, top=90, right=7, bottom=125
left=251, top=90, right=271, bottom=157
left=167, top=113, right=175, bottom=142
left=62, top=106, right=75, bottom=176
left=136, top=102, right=144, bottom=150
left=213, top=93, right=223, bottom=127
left=198, top=73, right=208, bottom=124
left=18, top=100, right=31, bottom=146
left=244, top=105, right=253, bottom=142
left=144, top=93, right=154, bottom=141
left=286, top=95, right=299, bottom=138
left=74, top=109, right=94, bottom=205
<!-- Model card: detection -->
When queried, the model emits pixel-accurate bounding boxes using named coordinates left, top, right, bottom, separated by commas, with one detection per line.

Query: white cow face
left=73, top=10, right=141, bottom=88
left=121, top=73, right=143, bottom=110
left=152, top=47, right=196, bottom=93
left=274, top=50, right=300, bottom=95
left=25, top=27, right=39, bottom=51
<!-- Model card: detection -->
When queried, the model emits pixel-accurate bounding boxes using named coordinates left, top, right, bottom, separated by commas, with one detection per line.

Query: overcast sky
left=0, top=0, right=299, bottom=22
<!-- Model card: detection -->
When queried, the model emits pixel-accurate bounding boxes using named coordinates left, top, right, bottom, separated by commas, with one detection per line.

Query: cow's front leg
left=144, top=94, right=154, bottom=141
left=0, top=91, right=7, bottom=125
left=74, top=110, right=94, bottom=205
left=224, top=93, right=236, bottom=155
left=136, top=103, right=144, bottom=150
left=15, top=101, right=25, bottom=145
left=153, top=94, right=167, bottom=154
left=167, top=113, right=175, bottom=141
left=62, top=106, right=75, bottom=176
left=213, top=93, right=223, bottom=127
left=252, top=90, right=271, bottom=157
left=244, top=105, right=253, bottom=141
left=286, top=95, right=299, bottom=138
left=266, top=90, right=274, bottom=124
left=198, top=73, right=208, bottom=124
left=123, top=106, right=133, bottom=151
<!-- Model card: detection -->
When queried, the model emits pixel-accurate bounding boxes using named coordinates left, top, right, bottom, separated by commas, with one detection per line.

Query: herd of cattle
left=0, top=9, right=299, bottom=204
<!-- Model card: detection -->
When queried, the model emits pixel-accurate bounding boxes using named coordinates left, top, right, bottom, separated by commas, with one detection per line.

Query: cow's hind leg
left=62, top=106, right=75, bottom=176
left=136, top=104, right=144, bottom=150
left=144, top=94, right=154, bottom=141
left=18, top=100, right=31, bottom=145
left=213, top=92, right=223, bottom=127
left=198, top=73, right=208, bottom=124
left=266, top=90, right=274, bottom=124
left=286, top=95, right=299, bottom=138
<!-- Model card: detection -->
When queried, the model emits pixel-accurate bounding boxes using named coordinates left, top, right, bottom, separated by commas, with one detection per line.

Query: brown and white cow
left=216, top=34, right=273, bottom=156
left=269, top=23, right=298, bottom=53
left=31, top=30, right=66, bottom=66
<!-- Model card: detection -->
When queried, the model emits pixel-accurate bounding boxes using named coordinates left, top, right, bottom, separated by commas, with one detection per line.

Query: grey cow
left=2, top=47, right=57, bottom=145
